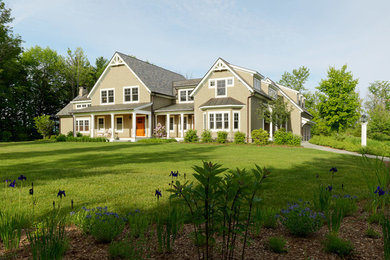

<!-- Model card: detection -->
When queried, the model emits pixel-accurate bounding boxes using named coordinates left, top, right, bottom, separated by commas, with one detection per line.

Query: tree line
left=0, top=1, right=107, bottom=141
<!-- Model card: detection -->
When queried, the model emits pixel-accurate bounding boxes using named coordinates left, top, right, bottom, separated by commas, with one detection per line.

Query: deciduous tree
left=278, top=66, right=310, bottom=92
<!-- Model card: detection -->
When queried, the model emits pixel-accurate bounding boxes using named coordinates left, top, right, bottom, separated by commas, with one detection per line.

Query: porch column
left=180, top=113, right=184, bottom=138
left=269, top=107, right=273, bottom=141
left=91, top=115, right=94, bottom=138
left=132, top=112, right=136, bottom=138
left=148, top=114, right=152, bottom=137
left=166, top=114, right=170, bottom=138
left=110, top=113, right=115, bottom=141
left=73, top=115, right=76, bottom=137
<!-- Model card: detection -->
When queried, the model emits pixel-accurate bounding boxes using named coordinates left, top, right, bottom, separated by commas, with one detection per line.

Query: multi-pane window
left=254, top=78, right=261, bottom=90
left=233, top=112, right=239, bottom=130
left=179, top=89, right=193, bottom=103
left=76, top=103, right=91, bottom=109
left=116, top=117, right=123, bottom=131
left=101, top=89, right=114, bottom=104
left=76, top=119, right=89, bottom=132
left=98, top=118, right=104, bottom=131
left=124, top=87, right=139, bottom=102
left=169, top=117, right=174, bottom=131
left=209, top=112, right=229, bottom=130
left=216, top=80, right=226, bottom=97
left=268, top=88, right=277, bottom=99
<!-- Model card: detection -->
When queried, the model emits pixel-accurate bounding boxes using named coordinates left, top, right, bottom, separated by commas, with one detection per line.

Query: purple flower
left=170, top=171, right=179, bottom=177
left=374, top=186, right=385, bottom=196
left=4, top=179, right=11, bottom=183
left=29, top=182, right=34, bottom=195
left=330, top=167, right=338, bottom=173
left=18, top=175, right=26, bottom=181
left=327, top=185, right=333, bottom=192
left=9, top=180, right=16, bottom=188
left=57, top=190, right=66, bottom=198
left=155, top=189, right=162, bottom=200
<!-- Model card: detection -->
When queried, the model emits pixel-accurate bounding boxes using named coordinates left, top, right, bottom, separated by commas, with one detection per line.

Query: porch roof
left=70, top=103, right=152, bottom=114
left=199, top=97, right=244, bottom=109
left=154, top=103, right=194, bottom=113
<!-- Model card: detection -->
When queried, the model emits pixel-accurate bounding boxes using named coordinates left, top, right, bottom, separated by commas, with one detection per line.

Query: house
left=56, top=52, right=314, bottom=141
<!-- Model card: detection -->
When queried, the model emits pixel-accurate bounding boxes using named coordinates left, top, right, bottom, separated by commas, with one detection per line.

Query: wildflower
left=29, top=184, right=34, bottom=195
left=327, top=185, right=333, bottom=192
left=57, top=189, right=66, bottom=198
left=18, top=175, right=27, bottom=181
left=4, top=179, right=11, bottom=183
left=155, top=189, right=162, bottom=200
left=70, top=211, right=75, bottom=216
left=374, top=186, right=385, bottom=196
left=9, top=180, right=16, bottom=188
left=86, top=214, right=92, bottom=219
left=170, top=171, right=179, bottom=177
left=330, top=167, right=338, bottom=173
left=341, top=183, right=344, bottom=190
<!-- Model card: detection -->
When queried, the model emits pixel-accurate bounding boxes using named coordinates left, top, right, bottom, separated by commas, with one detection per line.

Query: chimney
left=79, top=86, right=87, bottom=96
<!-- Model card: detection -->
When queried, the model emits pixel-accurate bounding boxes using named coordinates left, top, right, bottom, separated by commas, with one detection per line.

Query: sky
left=6, top=0, right=390, bottom=99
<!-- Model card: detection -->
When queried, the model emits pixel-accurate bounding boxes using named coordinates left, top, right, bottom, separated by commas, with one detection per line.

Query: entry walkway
left=301, top=141, right=390, bottom=162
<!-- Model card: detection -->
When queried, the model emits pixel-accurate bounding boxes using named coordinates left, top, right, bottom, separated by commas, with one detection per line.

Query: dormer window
left=124, top=86, right=139, bottom=103
left=179, top=89, right=194, bottom=103
left=101, top=89, right=114, bottom=104
left=268, top=88, right=277, bottom=99
left=254, top=78, right=261, bottom=91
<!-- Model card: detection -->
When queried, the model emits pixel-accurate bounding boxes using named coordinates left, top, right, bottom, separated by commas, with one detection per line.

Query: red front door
left=136, top=117, right=145, bottom=136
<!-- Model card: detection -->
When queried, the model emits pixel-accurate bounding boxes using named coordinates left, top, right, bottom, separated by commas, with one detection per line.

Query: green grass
left=0, top=141, right=377, bottom=218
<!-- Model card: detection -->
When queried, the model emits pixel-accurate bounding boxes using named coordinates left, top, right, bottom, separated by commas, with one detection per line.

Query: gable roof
left=173, top=78, right=202, bottom=88
left=56, top=103, right=73, bottom=117
left=71, top=94, right=90, bottom=102
left=117, top=52, right=186, bottom=96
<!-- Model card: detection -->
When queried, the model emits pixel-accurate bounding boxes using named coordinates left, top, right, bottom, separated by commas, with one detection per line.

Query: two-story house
left=57, top=52, right=314, bottom=141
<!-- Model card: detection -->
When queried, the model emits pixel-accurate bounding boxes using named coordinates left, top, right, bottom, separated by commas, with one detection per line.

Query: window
left=216, top=80, right=226, bottom=97
left=101, top=89, right=114, bottom=104
left=178, top=89, right=193, bottom=103
left=169, top=116, right=174, bottom=131
left=75, top=119, right=90, bottom=133
left=124, top=86, right=139, bottom=103
left=227, top=78, right=233, bottom=86
left=209, top=112, right=229, bottom=131
left=76, top=103, right=91, bottom=109
left=184, top=116, right=187, bottom=130
left=203, top=113, right=207, bottom=129
left=116, top=117, right=123, bottom=132
left=233, top=112, right=239, bottom=130
left=209, top=80, right=215, bottom=87
left=254, top=78, right=261, bottom=90
left=98, top=117, right=105, bottom=131
left=268, top=88, right=277, bottom=99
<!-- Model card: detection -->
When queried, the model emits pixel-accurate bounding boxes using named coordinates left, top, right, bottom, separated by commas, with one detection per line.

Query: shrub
left=109, top=239, right=147, bottom=260
left=33, top=115, right=54, bottom=138
left=201, top=130, right=213, bottom=143
left=216, top=131, right=228, bottom=144
left=323, top=233, right=354, bottom=257
left=67, top=131, right=73, bottom=137
left=234, top=131, right=246, bottom=144
left=268, top=236, right=288, bottom=253
left=253, top=207, right=278, bottom=232
left=383, top=215, right=390, bottom=259
left=365, top=226, right=380, bottom=239
left=280, top=202, right=324, bottom=237
left=0, top=211, right=29, bottom=250
left=56, top=134, right=66, bottom=142
left=76, top=132, right=83, bottom=137
left=184, top=129, right=198, bottom=143
left=137, top=138, right=177, bottom=143
left=1, top=131, right=12, bottom=141
left=153, top=123, right=166, bottom=138
left=251, top=129, right=269, bottom=145
left=75, top=207, right=125, bottom=243
left=334, top=195, right=357, bottom=217
left=274, top=128, right=301, bottom=146
left=64, top=136, right=107, bottom=142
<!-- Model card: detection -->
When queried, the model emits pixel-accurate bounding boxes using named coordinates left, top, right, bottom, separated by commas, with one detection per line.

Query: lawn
left=0, top=141, right=377, bottom=219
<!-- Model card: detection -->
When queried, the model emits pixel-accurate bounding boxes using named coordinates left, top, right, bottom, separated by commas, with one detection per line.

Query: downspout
left=247, top=95, right=252, bottom=143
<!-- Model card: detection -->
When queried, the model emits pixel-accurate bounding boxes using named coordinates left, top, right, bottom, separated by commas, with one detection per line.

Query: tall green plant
left=383, top=216, right=390, bottom=260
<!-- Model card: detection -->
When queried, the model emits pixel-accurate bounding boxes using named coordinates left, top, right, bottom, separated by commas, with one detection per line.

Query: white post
left=132, top=112, right=136, bottom=139
left=362, top=122, right=367, bottom=146
left=180, top=113, right=184, bottom=138
left=270, top=121, right=273, bottom=141
left=73, top=115, right=76, bottom=137
left=90, top=115, right=94, bottom=138
left=110, top=113, right=115, bottom=141
left=148, top=114, right=152, bottom=137
left=166, top=114, right=170, bottom=138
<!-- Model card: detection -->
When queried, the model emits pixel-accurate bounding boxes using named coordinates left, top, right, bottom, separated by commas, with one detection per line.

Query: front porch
left=155, top=113, right=194, bottom=140
left=73, top=111, right=152, bottom=142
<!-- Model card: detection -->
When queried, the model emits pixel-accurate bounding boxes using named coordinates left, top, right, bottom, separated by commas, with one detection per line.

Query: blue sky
left=7, top=0, right=390, bottom=99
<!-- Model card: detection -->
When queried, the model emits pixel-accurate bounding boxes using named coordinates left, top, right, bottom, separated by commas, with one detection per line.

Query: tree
left=278, top=66, right=310, bottom=92
left=33, top=115, right=54, bottom=138
left=92, top=56, right=108, bottom=83
left=65, top=48, right=93, bottom=98
left=258, top=97, right=292, bottom=129
left=365, top=81, right=390, bottom=111
left=317, top=65, right=361, bottom=132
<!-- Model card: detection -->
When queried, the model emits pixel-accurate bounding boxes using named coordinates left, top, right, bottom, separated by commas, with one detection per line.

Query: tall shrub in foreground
left=34, top=115, right=54, bottom=139
left=251, top=129, right=269, bottom=145
left=168, top=162, right=269, bottom=259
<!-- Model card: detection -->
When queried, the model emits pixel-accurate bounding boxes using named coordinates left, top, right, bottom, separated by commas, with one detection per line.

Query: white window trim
left=179, top=115, right=190, bottom=131
left=178, top=89, right=194, bottom=103
left=100, top=88, right=115, bottom=105
left=115, top=116, right=123, bottom=133
left=76, top=103, right=91, bottom=109
left=208, top=111, right=230, bottom=132
left=208, top=77, right=234, bottom=98
left=97, top=116, right=105, bottom=132
left=203, top=112, right=207, bottom=130
left=75, top=118, right=90, bottom=133
left=233, top=111, right=240, bottom=131
left=169, top=116, right=175, bottom=132
left=123, top=86, right=140, bottom=104
left=254, top=78, right=261, bottom=91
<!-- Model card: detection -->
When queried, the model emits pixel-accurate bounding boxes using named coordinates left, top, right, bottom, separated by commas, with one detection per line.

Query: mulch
left=0, top=205, right=385, bottom=260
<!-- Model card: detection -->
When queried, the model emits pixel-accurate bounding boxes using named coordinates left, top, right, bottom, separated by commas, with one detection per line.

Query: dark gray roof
left=173, top=78, right=202, bottom=88
left=117, top=52, right=186, bottom=96
left=200, top=97, right=244, bottom=108
left=71, top=103, right=151, bottom=114
left=56, top=103, right=73, bottom=117
left=155, top=103, right=194, bottom=113
left=72, top=94, right=90, bottom=102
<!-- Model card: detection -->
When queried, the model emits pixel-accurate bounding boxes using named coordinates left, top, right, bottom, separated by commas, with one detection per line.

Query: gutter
left=247, top=94, right=252, bottom=143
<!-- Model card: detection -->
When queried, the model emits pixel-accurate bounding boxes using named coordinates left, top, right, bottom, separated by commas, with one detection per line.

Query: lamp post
left=361, top=114, right=368, bottom=147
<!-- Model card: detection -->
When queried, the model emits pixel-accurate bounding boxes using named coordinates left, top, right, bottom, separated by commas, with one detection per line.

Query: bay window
left=208, top=112, right=229, bottom=131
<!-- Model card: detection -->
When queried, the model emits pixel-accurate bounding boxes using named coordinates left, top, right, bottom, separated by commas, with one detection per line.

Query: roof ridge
left=116, top=51, right=184, bottom=78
